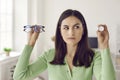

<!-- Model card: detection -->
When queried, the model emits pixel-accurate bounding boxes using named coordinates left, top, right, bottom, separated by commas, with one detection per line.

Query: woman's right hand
left=27, top=28, right=40, bottom=47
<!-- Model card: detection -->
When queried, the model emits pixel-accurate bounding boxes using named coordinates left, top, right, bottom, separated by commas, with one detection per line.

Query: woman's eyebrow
left=63, top=25, right=69, bottom=27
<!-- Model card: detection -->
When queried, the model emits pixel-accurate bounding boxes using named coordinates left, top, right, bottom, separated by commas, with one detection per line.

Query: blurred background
left=0, top=0, right=120, bottom=80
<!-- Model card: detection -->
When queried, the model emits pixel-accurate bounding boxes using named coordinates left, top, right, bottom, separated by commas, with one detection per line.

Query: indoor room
left=0, top=0, right=120, bottom=80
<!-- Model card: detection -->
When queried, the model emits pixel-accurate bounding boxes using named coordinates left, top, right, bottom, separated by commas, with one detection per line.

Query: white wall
left=13, top=0, right=28, bottom=51
left=43, top=0, right=120, bottom=53
left=13, top=0, right=45, bottom=52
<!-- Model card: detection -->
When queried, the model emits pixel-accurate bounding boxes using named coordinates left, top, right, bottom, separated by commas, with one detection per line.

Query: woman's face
left=60, top=16, right=84, bottom=46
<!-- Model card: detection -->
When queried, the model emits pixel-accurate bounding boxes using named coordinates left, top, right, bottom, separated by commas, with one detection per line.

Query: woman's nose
left=68, top=29, right=74, bottom=36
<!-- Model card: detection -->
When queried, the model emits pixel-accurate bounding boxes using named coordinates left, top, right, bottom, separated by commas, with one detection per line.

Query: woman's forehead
left=61, top=16, right=82, bottom=26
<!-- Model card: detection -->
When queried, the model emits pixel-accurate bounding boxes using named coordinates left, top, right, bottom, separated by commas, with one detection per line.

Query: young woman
left=13, top=9, right=116, bottom=80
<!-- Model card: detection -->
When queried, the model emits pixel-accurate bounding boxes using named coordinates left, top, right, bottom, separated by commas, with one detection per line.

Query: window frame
left=0, top=0, right=14, bottom=52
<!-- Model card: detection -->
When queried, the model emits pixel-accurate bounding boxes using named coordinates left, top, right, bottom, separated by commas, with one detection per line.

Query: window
left=0, top=0, right=13, bottom=52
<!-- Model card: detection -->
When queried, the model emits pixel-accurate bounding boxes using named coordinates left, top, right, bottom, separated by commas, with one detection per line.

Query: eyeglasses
left=23, top=25, right=45, bottom=33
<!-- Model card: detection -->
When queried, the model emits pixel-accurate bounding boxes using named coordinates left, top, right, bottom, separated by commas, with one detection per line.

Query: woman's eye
left=74, top=26, right=80, bottom=29
left=63, top=27, right=69, bottom=30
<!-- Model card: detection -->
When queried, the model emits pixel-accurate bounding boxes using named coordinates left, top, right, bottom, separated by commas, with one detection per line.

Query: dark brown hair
left=50, top=9, right=94, bottom=68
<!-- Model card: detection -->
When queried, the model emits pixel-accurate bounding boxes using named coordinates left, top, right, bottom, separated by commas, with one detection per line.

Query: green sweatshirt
left=13, top=45, right=116, bottom=80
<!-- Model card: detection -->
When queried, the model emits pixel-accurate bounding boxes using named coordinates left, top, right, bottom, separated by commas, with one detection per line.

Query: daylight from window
left=0, top=0, right=13, bottom=52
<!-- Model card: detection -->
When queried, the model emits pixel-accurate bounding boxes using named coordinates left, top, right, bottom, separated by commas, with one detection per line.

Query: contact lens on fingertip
left=98, top=26, right=104, bottom=31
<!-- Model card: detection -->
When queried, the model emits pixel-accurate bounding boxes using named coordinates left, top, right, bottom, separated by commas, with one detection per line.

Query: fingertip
left=97, top=24, right=108, bottom=32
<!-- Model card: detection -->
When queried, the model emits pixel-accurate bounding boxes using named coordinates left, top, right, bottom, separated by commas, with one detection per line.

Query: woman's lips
left=67, top=37, right=75, bottom=40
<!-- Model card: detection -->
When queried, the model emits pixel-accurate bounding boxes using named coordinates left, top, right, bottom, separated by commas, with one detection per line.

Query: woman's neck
left=66, top=44, right=77, bottom=71
left=66, top=44, right=77, bottom=58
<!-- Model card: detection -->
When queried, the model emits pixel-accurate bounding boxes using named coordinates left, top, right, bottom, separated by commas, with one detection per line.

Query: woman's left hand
left=97, top=24, right=109, bottom=49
